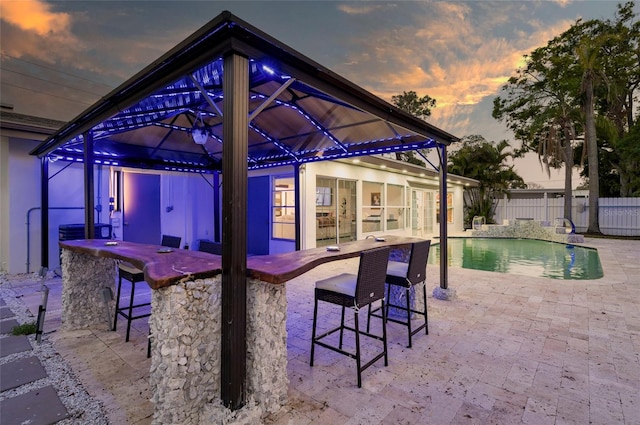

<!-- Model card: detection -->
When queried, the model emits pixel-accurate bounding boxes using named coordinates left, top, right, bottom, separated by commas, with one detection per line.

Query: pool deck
left=2, top=236, right=639, bottom=424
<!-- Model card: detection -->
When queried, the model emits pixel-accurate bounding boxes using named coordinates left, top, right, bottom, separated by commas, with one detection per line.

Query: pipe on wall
left=25, top=206, right=99, bottom=273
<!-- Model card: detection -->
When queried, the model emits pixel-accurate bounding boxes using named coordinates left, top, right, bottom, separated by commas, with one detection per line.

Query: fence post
left=503, top=193, right=507, bottom=223
left=544, top=192, right=548, bottom=222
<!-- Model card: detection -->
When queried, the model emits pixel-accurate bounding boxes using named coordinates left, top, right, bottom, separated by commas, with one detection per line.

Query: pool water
left=428, top=238, right=603, bottom=280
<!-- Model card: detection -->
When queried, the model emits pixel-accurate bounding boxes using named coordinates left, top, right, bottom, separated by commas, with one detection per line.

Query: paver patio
left=2, top=236, right=638, bottom=424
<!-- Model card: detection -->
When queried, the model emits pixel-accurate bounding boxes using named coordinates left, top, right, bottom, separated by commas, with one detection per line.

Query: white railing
left=493, top=196, right=640, bottom=236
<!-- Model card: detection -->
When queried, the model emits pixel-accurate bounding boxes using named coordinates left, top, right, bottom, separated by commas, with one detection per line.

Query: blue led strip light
left=251, top=92, right=349, bottom=154
left=249, top=124, right=299, bottom=162
left=249, top=137, right=437, bottom=169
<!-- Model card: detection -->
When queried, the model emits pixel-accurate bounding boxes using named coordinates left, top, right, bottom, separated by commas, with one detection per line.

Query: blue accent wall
left=247, top=176, right=270, bottom=255
left=123, top=173, right=161, bottom=244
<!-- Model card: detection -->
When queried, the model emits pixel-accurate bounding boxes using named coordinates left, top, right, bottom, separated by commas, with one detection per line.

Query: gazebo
left=30, top=11, right=457, bottom=411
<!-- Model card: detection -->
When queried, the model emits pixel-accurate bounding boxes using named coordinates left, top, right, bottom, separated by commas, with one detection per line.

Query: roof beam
left=248, top=77, right=295, bottom=122
left=250, top=123, right=298, bottom=162
left=292, top=102, right=348, bottom=153
left=190, top=74, right=224, bottom=118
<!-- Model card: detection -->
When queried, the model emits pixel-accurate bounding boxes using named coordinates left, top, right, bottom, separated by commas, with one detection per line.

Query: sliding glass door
left=316, top=177, right=356, bottom=247
left=411, top=189, right=434, bottom=237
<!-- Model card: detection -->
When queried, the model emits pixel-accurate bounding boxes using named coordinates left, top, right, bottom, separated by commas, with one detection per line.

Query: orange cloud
left=336, top=4, right=577, bottom=139
left=0, top=0, right=72, bottom=35
left=0, top=0, right=84, bottom=65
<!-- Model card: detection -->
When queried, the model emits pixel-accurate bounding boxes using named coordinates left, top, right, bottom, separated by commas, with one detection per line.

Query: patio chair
left=310, top=246, right=390, bottom=388
left=368, top=240, right=431, bottom=348
left=198, top=240, right=222, bottom=255
left=114, top=235, right=181, bottom=344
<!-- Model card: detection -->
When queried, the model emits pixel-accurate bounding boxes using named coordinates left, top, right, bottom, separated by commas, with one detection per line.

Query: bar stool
left=310, top=246, right=390, bottom=388
left=368, top=240, right=431, bottom=348
left=113, top=235, right=181, bottom=343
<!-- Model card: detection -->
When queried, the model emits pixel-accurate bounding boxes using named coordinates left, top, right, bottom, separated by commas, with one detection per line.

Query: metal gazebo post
left=220, top=51, right=249, bottom=410
left=40, top=157, right=49, bottom=270
left=83, top=130, right=95, bottom=240
left=434, top=142, right=456, bottom=300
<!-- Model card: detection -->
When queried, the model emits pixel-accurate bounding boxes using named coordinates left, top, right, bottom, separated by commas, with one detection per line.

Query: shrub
left=12, top=322, right=37, bottom=335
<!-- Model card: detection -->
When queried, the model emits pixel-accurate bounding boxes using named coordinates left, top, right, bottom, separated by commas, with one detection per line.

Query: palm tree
left=577, top=33, right=610, bottom=234
left=448, top=136, right=526, bottom=227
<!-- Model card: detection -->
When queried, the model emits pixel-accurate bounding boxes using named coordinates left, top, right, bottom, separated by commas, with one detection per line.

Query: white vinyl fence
left=493, top=196, right=640, bottom=236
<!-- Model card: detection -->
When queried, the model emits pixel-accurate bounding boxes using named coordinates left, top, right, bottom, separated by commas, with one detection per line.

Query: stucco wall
left=2, top=135, right=111, bottom=274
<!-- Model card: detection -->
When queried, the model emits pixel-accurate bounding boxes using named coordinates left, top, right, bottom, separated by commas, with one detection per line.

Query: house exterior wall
left=1, top=142, right=468, bottom=275
left=0, top=134, right=11, bottom=273
left=303, top=161, right=466, bottom=248
left=1, top=130, right=110, bottom=274
left=158, top=172, right=215, bottom=248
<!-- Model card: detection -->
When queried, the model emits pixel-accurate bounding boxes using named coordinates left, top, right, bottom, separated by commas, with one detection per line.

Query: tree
left=391, top=91, right=436, bottom=166
left=492, top=32, right=582, bottom=221
left=612, top=121, right=640, bottom=195
left=577, top=32, right=605, bottom=233
left=592, top=2, right=640, bottom=197
left=448, top=135, right=526, bottom=227
left=494, top=3, right=640, bottom=229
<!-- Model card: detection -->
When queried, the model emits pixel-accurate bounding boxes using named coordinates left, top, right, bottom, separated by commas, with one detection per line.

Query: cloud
left=0, top=0, right=72, bottom=35
left=337, top=3, right=394, bottom=15
left=333, top=3, right=577, bottom=139
left=0, top=0, right=84, bottom=63
left=551, top=0, right=573, bottom=8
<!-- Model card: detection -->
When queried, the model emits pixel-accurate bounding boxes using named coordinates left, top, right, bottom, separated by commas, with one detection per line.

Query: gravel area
left=0, top=272, right=109, bottom=424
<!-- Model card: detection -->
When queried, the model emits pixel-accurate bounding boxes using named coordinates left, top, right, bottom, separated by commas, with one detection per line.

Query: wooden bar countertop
left=60, top=235, right=423, bottom=289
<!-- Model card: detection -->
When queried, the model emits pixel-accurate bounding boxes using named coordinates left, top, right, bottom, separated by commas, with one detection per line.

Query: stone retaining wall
left=471, top=220, right=584, bottom=243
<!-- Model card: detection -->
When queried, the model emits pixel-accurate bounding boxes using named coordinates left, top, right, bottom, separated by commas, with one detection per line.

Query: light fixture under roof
left=192, top=127, right=208, bottom=145
left=191, top=113, right=209, bottom=145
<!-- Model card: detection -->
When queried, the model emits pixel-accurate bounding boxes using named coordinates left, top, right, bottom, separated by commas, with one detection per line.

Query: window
left=435, top=192, right=454, bottom=224
left=272, top=177, right=295, bottom=240
left=315, top=186, right=332, bottom=206
left=386, top=184, right=405, bottom=230
left=362, top=181, right=384, bottom=232
left=316, top=177, right=356, bottom=246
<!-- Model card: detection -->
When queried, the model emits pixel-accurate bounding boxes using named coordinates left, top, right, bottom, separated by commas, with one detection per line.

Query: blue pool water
left=428, top=238, right=603, bottom=280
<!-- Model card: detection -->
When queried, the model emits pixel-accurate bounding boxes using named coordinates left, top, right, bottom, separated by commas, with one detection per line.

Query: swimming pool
left=428, top=238, right=603, bottom=280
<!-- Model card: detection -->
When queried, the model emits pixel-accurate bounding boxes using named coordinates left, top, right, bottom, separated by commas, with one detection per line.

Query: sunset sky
left=1, top=0, right=634, bottom=187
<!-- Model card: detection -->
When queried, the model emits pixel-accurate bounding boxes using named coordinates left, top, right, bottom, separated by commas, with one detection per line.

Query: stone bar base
left=60, top=249, right=289, bottom=425
left=148, top=276, right=288, bottom=425
left=60, top=249, right=116, bottom=330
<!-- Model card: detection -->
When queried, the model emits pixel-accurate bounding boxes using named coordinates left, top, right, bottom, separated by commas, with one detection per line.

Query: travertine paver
left=270, top=237, right=640, bottom=424
left=2, top=237, right=639, bottom=424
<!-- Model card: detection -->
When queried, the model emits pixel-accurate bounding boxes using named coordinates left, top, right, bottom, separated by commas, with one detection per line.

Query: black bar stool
left=310, top=246, right=390, bottom=388
left=113, top=235, right=181, bottom=343
left=368, top=240, right=431, bottom=348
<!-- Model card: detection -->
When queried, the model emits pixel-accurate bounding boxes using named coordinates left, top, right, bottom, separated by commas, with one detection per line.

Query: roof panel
left=31, top=11, right=458, bottom=172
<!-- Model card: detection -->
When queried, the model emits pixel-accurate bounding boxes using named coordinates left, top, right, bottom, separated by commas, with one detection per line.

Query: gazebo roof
left=30, top=11, right=458, bottom=171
